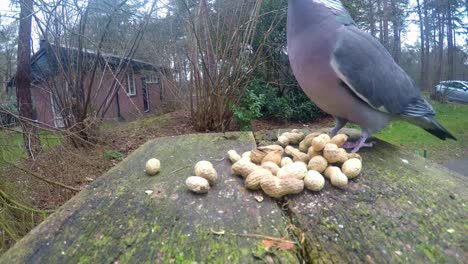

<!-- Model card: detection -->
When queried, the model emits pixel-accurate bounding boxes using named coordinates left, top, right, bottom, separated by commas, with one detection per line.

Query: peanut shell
left=304, top=170, right=325, bottom=191
left=260, top=177, right=304, bottom=198
left=342, top=158, right=362, bottom=179
left=194, top=160, right=218, bottom=186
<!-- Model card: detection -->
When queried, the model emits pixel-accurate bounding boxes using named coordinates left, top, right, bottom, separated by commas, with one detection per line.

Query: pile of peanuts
left=146, top=129, right=362, bottom=198
left=227, top=129, right=362, bottom=198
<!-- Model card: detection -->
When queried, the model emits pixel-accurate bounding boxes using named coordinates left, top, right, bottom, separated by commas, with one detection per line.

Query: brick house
left=8, top=41, right=169, bottom=128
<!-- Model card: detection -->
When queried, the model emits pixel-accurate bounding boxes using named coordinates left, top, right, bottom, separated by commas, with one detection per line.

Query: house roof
left=8, top=41, right=165, bottom=87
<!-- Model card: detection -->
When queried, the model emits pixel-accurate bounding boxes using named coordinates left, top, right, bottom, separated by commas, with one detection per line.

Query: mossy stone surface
left=0, top=132, right=297, bottom=263
left=2, top=129, right=467, bottom=263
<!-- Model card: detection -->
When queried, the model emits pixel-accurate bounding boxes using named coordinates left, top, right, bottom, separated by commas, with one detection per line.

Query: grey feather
left=332, top=25, right=421, bottom=114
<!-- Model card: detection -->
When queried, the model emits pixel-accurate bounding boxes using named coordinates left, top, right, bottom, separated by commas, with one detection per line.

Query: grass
left=0, top=130, right=62, bottom=166
left=374, top=100, right=468, bottom=161
left=0, top=129, right=63, bottom=253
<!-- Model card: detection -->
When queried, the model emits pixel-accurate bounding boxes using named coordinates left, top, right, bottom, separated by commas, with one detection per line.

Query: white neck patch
left=312, top=0, right=346, bottom=12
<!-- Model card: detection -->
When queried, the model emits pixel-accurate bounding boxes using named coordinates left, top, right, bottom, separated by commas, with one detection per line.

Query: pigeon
left=287, top=0, right=455, bottom=152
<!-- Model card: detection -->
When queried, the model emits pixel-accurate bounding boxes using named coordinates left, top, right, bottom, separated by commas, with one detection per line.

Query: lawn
left=375, top=100, right=468, bottom=162
left=0, top=130, right=62, bottom=166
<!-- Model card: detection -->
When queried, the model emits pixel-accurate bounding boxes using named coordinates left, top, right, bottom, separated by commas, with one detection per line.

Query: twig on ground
left=0, top=189, right=55, bottom=214
left=3, top=160, right=80, bottom=192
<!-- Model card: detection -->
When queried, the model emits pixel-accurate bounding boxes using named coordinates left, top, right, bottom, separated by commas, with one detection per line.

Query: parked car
left=435, top=80, right=468, bottom=103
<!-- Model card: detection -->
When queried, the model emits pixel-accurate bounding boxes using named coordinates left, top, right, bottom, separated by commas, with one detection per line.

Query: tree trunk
left=368, top=0, right=376, bottom=37
left=446, top=0, right=454, bottom=79
left=416, top=0, right=426, bottom=87
left=391, top=0, right=400, bottom=63
left=382, top=0, right=390, bottom=49
left=199, top=0, right=216, bottom=77
left=377, top=0, right=384, bottom=43
left=423, top=0, right=430, bottom=89
left=16, top=0, right=41, bottom=159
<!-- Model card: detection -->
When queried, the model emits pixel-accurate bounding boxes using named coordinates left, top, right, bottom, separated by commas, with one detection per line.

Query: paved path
left=443, top=159, right=468, bottom=177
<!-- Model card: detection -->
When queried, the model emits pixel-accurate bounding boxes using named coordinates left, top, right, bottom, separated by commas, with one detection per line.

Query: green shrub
left=103, top=150, right=124, bottom=161
left=231, top=88, right=266, bottom=131
left=244, top=80, right=326, bottom=122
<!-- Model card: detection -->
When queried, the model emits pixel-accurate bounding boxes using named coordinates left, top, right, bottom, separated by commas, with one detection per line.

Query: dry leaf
left=277, top=241, right=295, bottom=251
left=262, top=240, right=276, bottom=248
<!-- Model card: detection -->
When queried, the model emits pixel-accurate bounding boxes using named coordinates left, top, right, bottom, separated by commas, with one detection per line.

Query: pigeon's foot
left=330, top=117, right=348, bottom=136
left=343, top=135, right=376, bottom=153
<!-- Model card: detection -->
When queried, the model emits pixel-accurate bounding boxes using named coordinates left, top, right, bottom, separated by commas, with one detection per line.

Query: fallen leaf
left=145, top=190, right=153, bottom=195
left=447, top=228, right=455, bottom=233
left=277, top=241, right=295, bottom=251
left=262, top=240, right=276, bottom=248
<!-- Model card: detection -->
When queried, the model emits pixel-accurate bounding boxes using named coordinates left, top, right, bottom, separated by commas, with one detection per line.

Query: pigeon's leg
left=330, top=117, right=348, bottom=136
left=343, top=132, right=376, bottom=153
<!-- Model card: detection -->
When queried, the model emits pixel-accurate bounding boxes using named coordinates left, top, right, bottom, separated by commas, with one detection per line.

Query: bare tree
left=16, top=0, right=41, bottom=158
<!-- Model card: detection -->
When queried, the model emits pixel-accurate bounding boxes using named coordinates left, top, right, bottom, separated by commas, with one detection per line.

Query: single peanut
left=304, top=170, right=325, bottom=191
left=311, top=134, right=331, bottom=151
left=194, top=160, right=218, bottom=186
left=285, top=146, right=309, bottom=163
left=347, top=153, right=362, bottom=161
left=302, top=132, right=321, bottom=147
left=341, top=158, right=362, bottom=179
left=323, top=143, right=348, bottom=164
left=250, top=148, right=267, bottom=164
left=245, top=168, right=273, bottom=190
left=260, top=177, right=304, bottom=198
left=227, top=150, right=241, bottom=163
left=262, top=150, right=282, bottom=166
left=277, top=135, right=290, bottom=147
left=324, top=165, right=341, bottom=179
left=298, top=140, right=309, bottom=152
left=258, top=145, right=284, bottom=153
left=283, top=131, right=304, bottom=144
left=185, top=176, right=210, bottom=194
left=232, top=158, right=259, bottom=178
left=330, top=134, right=348, bottom=147
left=261, top=161, right=280, bottom=175
left=241, top=151, right=252, bottom=162
left=307, top=155, right=328, bottom=173
left=277, top=162, right=308, bottom=180
left=145, top=158, right=161, bottom=176
left=330, top=170, right=348, bottom=189
left=307, top=147, right=322, bottom=159
left=281, top=157, right=294, bottom=167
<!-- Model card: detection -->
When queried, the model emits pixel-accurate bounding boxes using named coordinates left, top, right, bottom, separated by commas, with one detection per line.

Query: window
left=144, top=71, right=159, bottom=84
left=451, top=82, right=462, bottom=89
left=126, top=70, right=136, bottom=96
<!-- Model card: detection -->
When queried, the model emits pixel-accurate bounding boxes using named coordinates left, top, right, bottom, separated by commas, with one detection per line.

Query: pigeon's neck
left=311, top=0, right=346, bottom=13
left=288, top=0, right=347, bottom=36
left=288, top=0, right=353, bottom=36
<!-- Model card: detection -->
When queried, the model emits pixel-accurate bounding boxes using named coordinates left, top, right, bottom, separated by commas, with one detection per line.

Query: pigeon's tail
left=423, top=117, right=456, bottom=140
left=401, top=97, right=456, bottom=141
left=403, top=115, right=456, bottom=140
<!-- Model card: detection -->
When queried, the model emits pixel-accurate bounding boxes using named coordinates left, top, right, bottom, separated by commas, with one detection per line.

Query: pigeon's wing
left=331, top=25, right=434, bottom=117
